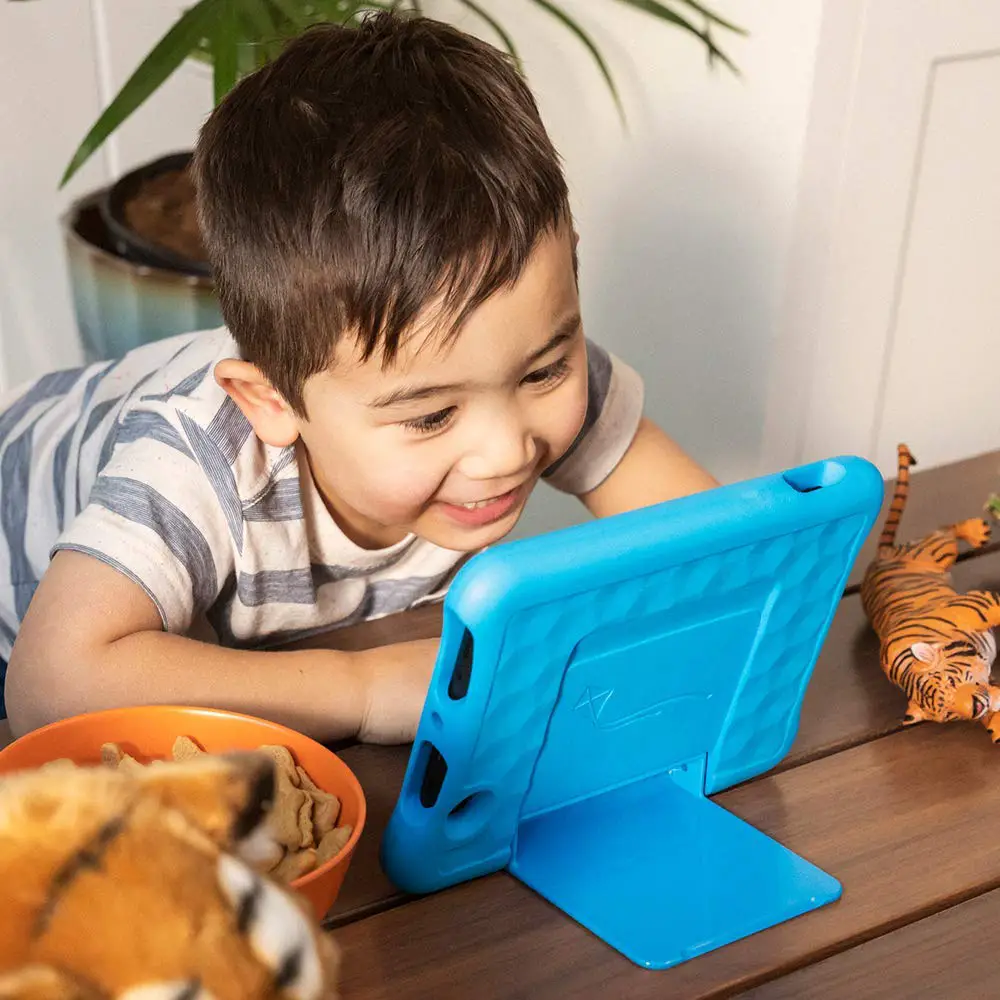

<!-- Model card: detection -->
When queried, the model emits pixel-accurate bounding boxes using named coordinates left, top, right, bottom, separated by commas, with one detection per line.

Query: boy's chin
left=414, top=506, right=523, bottom=552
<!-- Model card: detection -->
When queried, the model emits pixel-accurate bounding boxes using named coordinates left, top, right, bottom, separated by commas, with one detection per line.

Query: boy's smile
left=226, top=224, right=589, bottom=553
left=436, top=484, right=526, bottom=527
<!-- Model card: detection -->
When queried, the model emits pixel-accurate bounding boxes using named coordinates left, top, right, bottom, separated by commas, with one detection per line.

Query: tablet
left=381, top=456, right=883, bottom=968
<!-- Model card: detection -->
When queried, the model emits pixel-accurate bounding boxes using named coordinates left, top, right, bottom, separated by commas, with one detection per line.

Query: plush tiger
left=861, top=443, right=1000, bottom=740
left=0, top=752, right=340, bottom=999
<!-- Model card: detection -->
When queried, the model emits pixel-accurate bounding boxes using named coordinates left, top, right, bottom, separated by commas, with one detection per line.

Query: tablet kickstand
left=508, top=757, right=841, bottom=970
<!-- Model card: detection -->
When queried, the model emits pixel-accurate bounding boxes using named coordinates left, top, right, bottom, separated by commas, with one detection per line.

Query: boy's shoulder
left=119, top=326, right=236, bottom=411
left=0, top=326, right=236, bottom=439
left=87, top=325, right=244, bottom=446
left=113, top=327, right=281, bottom=498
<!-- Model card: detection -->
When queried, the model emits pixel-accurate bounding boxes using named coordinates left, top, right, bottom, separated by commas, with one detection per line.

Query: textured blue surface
left=382, top=456, right=883, bottom=966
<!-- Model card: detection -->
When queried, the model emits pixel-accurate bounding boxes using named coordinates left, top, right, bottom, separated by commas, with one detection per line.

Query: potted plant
left=13, top=0, right=743, bottom=361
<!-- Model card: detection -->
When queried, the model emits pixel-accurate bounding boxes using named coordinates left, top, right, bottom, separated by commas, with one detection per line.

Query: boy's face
left=297, top=224, right=588, bottom=551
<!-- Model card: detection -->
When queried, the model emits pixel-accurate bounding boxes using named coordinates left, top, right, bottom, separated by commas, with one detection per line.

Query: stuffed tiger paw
left=0, top=752, right=340, bottom=999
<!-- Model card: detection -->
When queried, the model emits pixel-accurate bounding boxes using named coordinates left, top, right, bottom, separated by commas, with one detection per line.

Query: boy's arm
left=5, top=551, right=437, bottom=743
left=580, top=417, right=719, bottom=518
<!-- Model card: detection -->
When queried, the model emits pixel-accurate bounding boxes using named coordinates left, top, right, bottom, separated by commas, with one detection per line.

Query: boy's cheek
left=552, top=379, right=590, bottom=460
left=355, top=460, right=444, bottom=516
left=307, top=443, right=430, bottom=519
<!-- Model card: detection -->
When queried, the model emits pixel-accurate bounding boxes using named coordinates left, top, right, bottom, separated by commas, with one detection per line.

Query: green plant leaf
left=306, top=0, right=341, bottom=22
left=614, top=0, right=739, bottom=72
left=266, top=0, right=313, bottom=27
left=675, top=0, right=746, bottom=35
left=211, top=0, right=240, bottom=103
left=189, top=42, right=214, bottom=67
left=240, top=0, right=285, bottom=62
left=59, top=0, right=220, bottom=187
left=240, top=0, right=279, bottom=37
left=528, top=0, right=623, bottom=122
left=50, top=0, right=751, bottom=190
left=455, top=0, right=520, bottom=66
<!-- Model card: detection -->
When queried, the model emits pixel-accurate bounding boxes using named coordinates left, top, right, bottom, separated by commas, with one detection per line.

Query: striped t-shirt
left=0, top=327, right=643, bottom=666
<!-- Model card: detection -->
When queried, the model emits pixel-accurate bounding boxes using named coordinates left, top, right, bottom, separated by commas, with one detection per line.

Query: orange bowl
left=0, top=705, right=366, bottom=920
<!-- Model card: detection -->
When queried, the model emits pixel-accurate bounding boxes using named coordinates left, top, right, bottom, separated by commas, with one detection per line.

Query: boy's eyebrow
left=526, top=313, right=582, bottom=365
left=368, top=313, right=582, bottom=409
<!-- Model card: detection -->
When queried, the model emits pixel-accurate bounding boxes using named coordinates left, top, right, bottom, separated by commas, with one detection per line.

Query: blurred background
left=1, top=0, right=997, bottom=538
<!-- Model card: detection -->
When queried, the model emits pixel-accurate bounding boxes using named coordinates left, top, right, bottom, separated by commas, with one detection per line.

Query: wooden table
left=10, top=449, right=1000, bottom=998
left=319, top=448, right=1000, bottom=999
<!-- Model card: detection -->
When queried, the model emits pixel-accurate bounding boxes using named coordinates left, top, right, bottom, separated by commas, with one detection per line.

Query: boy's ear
left=214, top=360, right=300, bottom=448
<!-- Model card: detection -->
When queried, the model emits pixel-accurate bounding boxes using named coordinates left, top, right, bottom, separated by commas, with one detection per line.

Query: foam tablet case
left=381, top=456, right=883, bottom=968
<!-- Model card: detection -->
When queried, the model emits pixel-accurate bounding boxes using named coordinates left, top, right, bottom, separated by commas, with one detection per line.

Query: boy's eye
left=521, top=357, right=571, bottom=387
left=402, top=407, right=456, bottom=435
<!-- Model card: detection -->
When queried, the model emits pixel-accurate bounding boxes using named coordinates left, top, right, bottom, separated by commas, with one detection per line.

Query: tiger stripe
left=861, top=444, right=1000, bottom=740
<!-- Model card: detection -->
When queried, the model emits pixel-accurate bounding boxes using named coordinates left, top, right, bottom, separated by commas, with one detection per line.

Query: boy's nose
left=462, top=420, right=537, bottom=482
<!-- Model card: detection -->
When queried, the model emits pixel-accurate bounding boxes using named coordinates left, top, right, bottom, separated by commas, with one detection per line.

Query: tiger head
left=909, top=635, right=1000, bottom=722
left=0, top=753, right=340, bottom=999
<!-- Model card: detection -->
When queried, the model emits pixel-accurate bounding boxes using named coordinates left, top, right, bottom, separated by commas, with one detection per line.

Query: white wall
left=0, top=0, right=824, bottom=534
left=0, top=0, right=112, bottom=390
left=762, top=0, right=1000, bottom=482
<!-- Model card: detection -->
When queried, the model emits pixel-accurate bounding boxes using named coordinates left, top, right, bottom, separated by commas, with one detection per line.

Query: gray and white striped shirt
left=0, top=327, right=643, bottom=664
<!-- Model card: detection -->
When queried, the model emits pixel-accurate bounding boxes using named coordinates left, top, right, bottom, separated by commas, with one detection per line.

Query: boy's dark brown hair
left=193, top=12, right=570, bottom=414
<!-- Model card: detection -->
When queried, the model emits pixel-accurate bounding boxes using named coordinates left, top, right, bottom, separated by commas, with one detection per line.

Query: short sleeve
left=542, top=339, right=644, bottom=495
left=53, top=408, right=238, bottom=635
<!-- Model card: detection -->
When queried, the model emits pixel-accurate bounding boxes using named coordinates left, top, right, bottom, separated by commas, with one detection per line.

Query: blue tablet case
left=381, top=456, right=884, bottom=969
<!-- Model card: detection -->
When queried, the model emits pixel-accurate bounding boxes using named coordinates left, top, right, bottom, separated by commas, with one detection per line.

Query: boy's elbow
left=6, top=644, right=50, bottom=737
left=5, top=654, right=42, bottom=739
left=5, top=550, right=163, bottom=737
left=5, top=638, right=90, bottom=738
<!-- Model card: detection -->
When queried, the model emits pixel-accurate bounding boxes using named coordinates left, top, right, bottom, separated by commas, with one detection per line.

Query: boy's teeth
left=460, top=498, right=496, bottom=509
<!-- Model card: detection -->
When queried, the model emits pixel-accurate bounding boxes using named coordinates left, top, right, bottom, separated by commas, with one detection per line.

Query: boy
left=0, top=14, right=716, bottom=742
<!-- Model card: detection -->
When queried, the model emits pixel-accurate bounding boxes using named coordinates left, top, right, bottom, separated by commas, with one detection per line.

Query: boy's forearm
left=6, top=550, right=438, bottom=744
left=6, top=630, right=366, bottom=742
left=581, top=417, right=719, bottom=518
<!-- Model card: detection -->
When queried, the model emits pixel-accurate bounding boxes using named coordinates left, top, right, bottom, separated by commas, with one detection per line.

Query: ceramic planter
left=61, top=190, right=222, bottom=362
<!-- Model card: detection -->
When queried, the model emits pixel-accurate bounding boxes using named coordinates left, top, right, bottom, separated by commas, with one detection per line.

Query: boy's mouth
left=456, top=496, right=505, bottom=509
left=437, top=485, right=524, bottom=528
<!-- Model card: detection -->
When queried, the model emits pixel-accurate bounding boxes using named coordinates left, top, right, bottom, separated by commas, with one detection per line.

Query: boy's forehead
left=330, top=303, right=455, bottom=378
left=330, top=225, right=579, bottom=386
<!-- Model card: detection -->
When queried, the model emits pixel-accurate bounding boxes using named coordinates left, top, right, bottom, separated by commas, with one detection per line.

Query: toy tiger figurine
left=0, top=752, right=340, bottom=999
left=861, top=443, right=1000, bottom=741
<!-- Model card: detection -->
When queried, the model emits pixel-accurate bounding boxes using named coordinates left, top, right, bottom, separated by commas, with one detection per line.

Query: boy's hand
left=354, top=638, right=440, bottom=744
